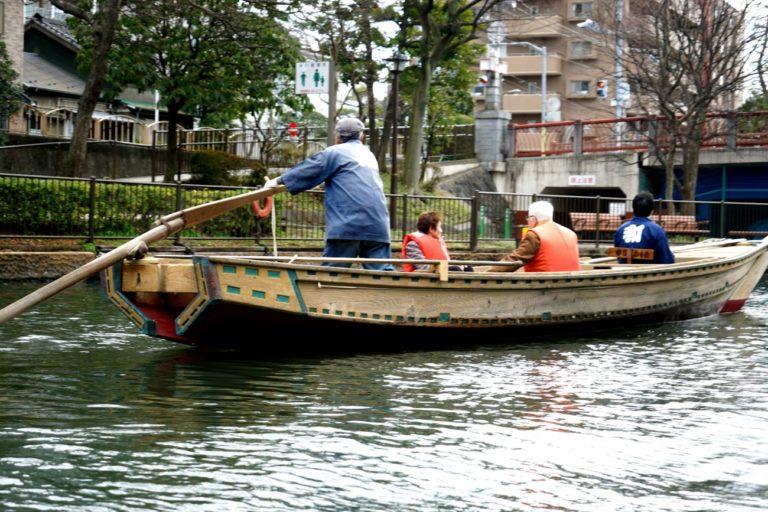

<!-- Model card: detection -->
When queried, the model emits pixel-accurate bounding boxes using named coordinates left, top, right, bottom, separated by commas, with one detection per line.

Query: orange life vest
left=524, top=221, right=580, bottom=272
left=401, top=231, right=449, bottom=272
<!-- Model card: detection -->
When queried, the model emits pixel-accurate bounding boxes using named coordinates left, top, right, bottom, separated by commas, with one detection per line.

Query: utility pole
left=615, top=0, right=626, bottom=119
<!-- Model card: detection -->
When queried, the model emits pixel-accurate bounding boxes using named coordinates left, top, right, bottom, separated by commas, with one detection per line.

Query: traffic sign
left=286, top=122, right=299, bottom=138
left=295, top=61, right=330, bottom=94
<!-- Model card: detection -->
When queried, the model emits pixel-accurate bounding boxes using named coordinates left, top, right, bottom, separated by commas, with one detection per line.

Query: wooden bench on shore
left=650, top=214, right=708, bottom=239
left=569, top=213, right=623, bottom=237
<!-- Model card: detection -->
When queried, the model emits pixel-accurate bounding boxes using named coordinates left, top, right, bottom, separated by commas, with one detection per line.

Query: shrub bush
left=189, top=150, right=267, bottom=186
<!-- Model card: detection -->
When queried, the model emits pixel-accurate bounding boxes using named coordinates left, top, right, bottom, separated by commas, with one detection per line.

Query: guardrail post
left=595, top=195, right=601, bottom=249
left=573, top=120, right=583, bottom=155
left=401, top=193, right=409, bottom=241
left=151, top=131, right=157, bottom=182
left=726, top=111, right=737, bottom=151
left=469, top=192, right=479, bottom=251
left=720, top=200, right=727, bottom=237
left=87, top=176, right=96, bottom=243
left=174, top=180, right=183, bottom=244
left=479, top=204, right=486, bottom=238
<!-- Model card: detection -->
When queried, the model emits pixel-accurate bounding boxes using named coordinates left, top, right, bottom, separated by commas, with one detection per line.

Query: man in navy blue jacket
left=264, top=117, right=393, bottom=270
left=614, top=192, right=675, bottom=264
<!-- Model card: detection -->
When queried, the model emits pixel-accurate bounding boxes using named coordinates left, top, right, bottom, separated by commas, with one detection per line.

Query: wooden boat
left=102, top=238, right=768, bottom=346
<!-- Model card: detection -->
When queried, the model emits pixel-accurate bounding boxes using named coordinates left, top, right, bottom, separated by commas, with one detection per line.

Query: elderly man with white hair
left=486, top=200, right=580, bottom=272
left=264, top=117, right=393, bottom=270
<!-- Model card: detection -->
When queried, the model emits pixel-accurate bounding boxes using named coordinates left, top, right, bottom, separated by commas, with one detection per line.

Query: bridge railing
left=509, top=111, right=768, bottom=158
left=1, top=173, right=767, bottom=250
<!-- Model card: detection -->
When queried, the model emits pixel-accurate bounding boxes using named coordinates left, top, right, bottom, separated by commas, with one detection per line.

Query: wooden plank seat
left=569, top=212, right=623, bottom=235
left=649, top=214, right=708, bottom=238
left=606, top=247, right=655, bottom=263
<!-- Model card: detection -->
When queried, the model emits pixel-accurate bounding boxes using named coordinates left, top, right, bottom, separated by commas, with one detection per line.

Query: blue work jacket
left=614, top=216, right=675, bottom=264
left=280, top=140, right=391, bottom=243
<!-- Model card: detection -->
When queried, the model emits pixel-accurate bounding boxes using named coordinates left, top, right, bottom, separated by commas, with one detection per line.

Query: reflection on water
left=0, top=279, right=767, bottom=511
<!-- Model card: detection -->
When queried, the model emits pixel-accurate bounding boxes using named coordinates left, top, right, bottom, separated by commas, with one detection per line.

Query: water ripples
left=1, top=280, right=767, bottom=510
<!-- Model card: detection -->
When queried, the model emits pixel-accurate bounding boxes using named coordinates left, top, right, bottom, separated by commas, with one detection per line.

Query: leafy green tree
left=400, top=40, right=480, bottom=173
left=105, top=0, right=305, bottom=181
left=297, top=0, right=394, bottom=154
left=0, top=40, right=22, bottom=136
left=400, top=0, right=504, bottom=192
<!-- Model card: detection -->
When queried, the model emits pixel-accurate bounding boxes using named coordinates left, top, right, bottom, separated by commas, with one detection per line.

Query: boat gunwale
left=133, top=243, right=765, bottom=283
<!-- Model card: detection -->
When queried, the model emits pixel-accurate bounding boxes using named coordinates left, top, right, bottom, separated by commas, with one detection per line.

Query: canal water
left=0, top=280, right=767, bottom=511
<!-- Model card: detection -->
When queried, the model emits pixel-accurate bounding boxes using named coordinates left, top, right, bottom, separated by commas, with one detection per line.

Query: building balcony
left=504, top=16, right=564, bottom=38
left=568, top=42, right=597, bottom=60
left=502, top=54, right=562, bottom=76
left=503, top=93, right=561, bottom=114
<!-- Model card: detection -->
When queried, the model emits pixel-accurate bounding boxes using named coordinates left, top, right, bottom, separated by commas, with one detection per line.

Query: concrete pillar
left=475, top=108, right=511, bottom=164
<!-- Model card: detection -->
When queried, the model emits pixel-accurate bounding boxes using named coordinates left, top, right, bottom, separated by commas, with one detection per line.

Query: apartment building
left=480, top=0, right=628, bottom=123
left=481, top=0, right=741, bottom=123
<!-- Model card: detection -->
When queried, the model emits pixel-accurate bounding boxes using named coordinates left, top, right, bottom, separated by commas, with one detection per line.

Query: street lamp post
left=384, top=52, right=409, bottom=229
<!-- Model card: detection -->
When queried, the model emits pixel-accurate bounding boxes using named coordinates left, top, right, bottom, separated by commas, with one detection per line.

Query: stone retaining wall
left=0, top=251, right=95, bottom=280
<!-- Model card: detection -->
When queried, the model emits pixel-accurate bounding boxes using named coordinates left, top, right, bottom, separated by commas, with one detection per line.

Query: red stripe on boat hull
left=720, top=299, right=746, bottom=314
left=138, top=305, right=195, bottom=344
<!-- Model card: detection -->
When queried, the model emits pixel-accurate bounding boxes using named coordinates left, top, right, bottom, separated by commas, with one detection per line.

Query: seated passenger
left=402, top=212, right=471, bottom=272
left=485, top=200, right=580, bottom=272
left=615, top=192, right=675, bottom=264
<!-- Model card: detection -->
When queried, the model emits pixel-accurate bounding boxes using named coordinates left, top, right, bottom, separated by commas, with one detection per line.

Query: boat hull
left=103, top=240, right=768, bottom=347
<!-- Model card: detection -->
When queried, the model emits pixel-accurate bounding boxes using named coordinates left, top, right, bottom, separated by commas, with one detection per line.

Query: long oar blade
left=0, top=185, right=283, bottom=325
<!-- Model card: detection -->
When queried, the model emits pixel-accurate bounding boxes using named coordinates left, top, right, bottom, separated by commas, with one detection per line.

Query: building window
left=571, top=2, right=593, bottom=18
left=527, top=82, right=540, bottom=94
left=570, top=80, right=591, bottom=95
left=570, top=41, right=593, bottom=58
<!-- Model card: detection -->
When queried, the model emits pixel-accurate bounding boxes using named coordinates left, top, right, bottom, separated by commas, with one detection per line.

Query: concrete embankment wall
left=0, top=134, right=189, bottom=179
left=502, top=153, right=641, bottom=196
left=0, top=252, right=96, bottom=280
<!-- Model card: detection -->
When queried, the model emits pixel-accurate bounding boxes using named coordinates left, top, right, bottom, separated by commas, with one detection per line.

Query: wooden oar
left=0, top=185, right=286, bottom=325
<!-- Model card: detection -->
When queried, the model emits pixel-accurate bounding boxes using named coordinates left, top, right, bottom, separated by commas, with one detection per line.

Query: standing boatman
left=263, top=117, right=393, bottom=270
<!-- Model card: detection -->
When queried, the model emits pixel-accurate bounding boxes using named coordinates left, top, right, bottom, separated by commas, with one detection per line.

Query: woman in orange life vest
left=485, top=200, right=580, bottom=272
left=402, top=212, right=472, bottom=272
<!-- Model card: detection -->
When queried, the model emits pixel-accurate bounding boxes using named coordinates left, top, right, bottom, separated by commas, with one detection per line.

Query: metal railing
left=509, top=111, right=768, bottom=157
left=1, top=173, right=767, bottom=250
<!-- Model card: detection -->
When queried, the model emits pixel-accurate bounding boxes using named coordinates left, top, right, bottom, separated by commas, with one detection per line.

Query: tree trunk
left=361, top=13, right=377, bottom=154
left=680, top=117, right=706, bottom=214
left=62, top=0, right=122, bottom=177
left=164, top=102, right=181, bottom=182
left=365, top=73, right=377, bottom=154
left=376, top=88, right=393, bottom=170
left=680, top=142, right=701, bottom=215
left=663, top=155, right=676, bottom=214
left=404, top=61, right=432, bottom=193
